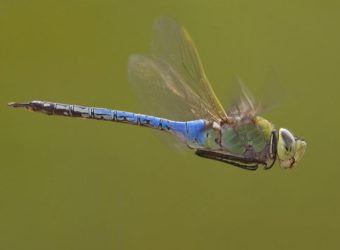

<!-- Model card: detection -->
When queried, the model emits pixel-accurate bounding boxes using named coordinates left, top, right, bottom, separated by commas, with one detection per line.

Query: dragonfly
left=9, top=16, right=306, bottom=170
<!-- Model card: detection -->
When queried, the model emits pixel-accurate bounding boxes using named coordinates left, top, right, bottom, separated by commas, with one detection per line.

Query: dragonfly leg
left=263, top=130, right=278, bottom=170
left=195, top=150, right=259, bottom=171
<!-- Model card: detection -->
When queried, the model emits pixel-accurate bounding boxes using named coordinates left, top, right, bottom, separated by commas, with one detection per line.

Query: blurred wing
left=128, top=54, right=220, bottom=121
left=226, top=77, right=259, bottom=119
left=226, top=68, right=289, bottom=119
left=147, top=16, right=228, bottom=122
left=255, top=66, right=289, bottom=113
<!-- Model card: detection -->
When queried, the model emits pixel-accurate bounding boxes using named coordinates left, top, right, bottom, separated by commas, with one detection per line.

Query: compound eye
left=280, top=128, right=295, bottom=148
left=278, top=128, right=296, bottom=160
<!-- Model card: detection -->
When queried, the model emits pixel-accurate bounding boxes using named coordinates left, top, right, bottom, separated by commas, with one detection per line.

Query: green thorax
left=220, top=116, right=273, bottom=155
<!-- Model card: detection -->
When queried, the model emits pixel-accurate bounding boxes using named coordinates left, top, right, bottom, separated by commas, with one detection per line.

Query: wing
left=128, top=54, right=219, bottom=121
left=226, top=77, right=259, bottom=119
left=226, top=70, right=288, bottom=120
left=128, top=16, right=228, bottom=122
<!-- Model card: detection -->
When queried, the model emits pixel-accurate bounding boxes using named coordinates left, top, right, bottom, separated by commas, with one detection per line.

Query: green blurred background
left=1, top=0, right=339, bottom=249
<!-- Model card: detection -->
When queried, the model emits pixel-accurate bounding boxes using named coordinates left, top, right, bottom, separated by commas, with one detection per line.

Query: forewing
left=226, top=69, right=289, bottom=119
left=226, top=77, right=259, bottom=119
left=255, top=67, right=289, bottom=114
left=151, top=16, right=228, bottom=122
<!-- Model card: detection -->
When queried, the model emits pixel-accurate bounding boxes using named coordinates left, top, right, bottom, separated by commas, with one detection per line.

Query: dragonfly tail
left=8, top=101, right=189, bottom=140
left=8, top=102, right=31, bottom=108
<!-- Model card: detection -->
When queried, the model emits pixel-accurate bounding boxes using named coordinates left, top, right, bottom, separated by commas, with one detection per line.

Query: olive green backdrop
left=1, top=0, right=339, bottom=249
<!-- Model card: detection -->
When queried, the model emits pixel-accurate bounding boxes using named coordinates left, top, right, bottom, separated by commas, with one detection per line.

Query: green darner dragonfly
left=9, top=16, right=306, bottom=170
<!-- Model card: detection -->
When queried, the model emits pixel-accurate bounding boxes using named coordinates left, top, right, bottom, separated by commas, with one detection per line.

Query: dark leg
left=263, top=131, right=277, bottom=170
left=195, top=150, right=259, bottom=171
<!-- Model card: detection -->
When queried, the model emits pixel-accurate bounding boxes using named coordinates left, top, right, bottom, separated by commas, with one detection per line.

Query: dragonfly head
left=277, top=128, right=306, bottom=169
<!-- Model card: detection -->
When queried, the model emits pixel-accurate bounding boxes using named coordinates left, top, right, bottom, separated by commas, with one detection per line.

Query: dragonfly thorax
left=186, top=116, right=276, bottom=167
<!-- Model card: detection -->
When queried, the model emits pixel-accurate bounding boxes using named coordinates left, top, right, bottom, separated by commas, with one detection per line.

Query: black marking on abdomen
left=10, top=101, right=180, bottom=133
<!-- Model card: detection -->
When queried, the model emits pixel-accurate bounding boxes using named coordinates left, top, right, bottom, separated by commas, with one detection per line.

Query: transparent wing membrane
left=128, top=16, right=228, bottom=122
left=226, top=77, right=259, bottom=119
left=225, top=69, right=288, bottom=119
left=255, top=67, right=289, bottom=113
left=128, top=55, right=217, bottom=121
